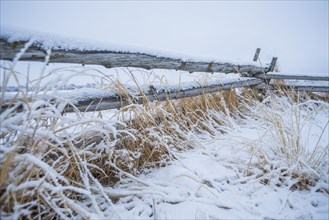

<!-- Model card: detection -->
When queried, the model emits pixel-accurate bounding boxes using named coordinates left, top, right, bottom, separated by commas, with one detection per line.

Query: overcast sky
left=1, top=1, right=328, bottom=73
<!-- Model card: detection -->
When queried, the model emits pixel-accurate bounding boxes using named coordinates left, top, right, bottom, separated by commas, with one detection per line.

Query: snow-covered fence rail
left=0, top=37, right=266, bottom=75
left=251, top=48, right=328, bottom=92
left=1, top=78, right=263, bottom=113
left=64, top=78, right=263, bottom=112
left=58, top=75, right=329, bottom=112
left=254, top=72, right=329, bottom=92
left=255, top=84, right=329, bottom=93
left=3, top=74, right=326, bottom=113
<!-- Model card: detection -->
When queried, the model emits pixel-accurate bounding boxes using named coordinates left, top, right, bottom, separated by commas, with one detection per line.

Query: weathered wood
left=253, top=48, right=261, bottom=62
left=0, top=38, right=267, bottom=75
left=255, top=72, right=329, bottom=81
left=255, top=84, right=329, bottom=92
left=268, top=57, right=278, bottom=72
left=2, top=78, right=264, bottom=113
left=65, top=78, right=264, bottom=112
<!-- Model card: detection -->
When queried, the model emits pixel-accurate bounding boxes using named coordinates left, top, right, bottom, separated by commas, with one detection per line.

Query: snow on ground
left=114, top=147, right=327, bottom=219
left=89, top=94, right=328, bottom=220
left=110, top=108, right=329, bottom=219
left=2, top=93, right=327, bottom=219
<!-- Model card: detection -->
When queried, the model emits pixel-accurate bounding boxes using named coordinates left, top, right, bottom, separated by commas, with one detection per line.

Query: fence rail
left=64, top=78, right=264, bottom=112
left=255, top=84, right=329, bottom=93
left=0, top=38, right=267, bottom=75
left=1, top=78, right=264, bottom=113
left=255, top=72, right=329, bottom=81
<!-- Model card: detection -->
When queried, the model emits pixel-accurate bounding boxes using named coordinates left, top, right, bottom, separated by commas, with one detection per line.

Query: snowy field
left=1, top=62, right=328, bottom=219
left=76, top=90, right=329, bottom=219
left=1, top=28, right=329, bottom=219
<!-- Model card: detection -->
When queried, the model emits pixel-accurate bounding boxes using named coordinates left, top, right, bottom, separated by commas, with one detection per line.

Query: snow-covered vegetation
left=1, top=55, right=328, bottom=219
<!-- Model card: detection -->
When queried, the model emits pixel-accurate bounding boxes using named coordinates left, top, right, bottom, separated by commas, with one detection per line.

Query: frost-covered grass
left=237, top=89, right=328, bottom=192
left=0, top=62, right=328, bottom=219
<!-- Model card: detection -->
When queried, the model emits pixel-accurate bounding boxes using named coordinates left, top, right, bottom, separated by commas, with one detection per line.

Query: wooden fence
left=1, top=38, right=328, bottom=113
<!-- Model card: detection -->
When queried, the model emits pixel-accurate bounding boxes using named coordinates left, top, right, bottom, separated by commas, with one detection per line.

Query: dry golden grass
left=0, top=71, right=239, bottom=218
left=114, top=89, right=239, bottom=172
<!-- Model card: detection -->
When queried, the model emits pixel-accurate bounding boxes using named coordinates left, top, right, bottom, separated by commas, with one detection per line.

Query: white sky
left=1, top=1, right=328, bottom=73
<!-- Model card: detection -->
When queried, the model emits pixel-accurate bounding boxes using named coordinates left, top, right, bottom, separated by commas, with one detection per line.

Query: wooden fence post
left=253, top=48, right=261, bottom=62
left=269, top=57, right=278, bottom=72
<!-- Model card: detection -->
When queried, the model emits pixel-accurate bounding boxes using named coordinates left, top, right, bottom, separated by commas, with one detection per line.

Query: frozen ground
left=107, top=102, right=329, bottom=219
left=113, top=141, right=328, bottom=219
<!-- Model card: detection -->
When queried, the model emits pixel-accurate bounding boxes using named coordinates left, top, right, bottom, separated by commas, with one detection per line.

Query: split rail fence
left=1, top=38, right=328, bottom=112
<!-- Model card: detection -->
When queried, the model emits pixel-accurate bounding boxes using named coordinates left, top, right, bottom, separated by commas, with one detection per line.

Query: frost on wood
left=2, top=77, right=264, bottom=113
left=0, top=34, right=266, bottom=75
left=64, top=78, right=264, bottom=112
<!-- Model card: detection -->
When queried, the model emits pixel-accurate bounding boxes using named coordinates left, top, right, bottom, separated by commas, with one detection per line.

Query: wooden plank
left=65, top=78, right=264, bottom=112
left=2, top=78, right=264, bottom=113
left=255, top=72, right=329, bottom=81
left=253, top=48, right=261, bottom=62
left=255, top=84, right=329, bottom=92
left=268, top=57, right=278, bottom=72
left=0, top=38, right=266, bottom=75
